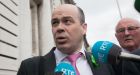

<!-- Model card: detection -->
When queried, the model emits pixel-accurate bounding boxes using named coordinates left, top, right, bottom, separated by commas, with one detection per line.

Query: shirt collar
left=54, top=44, right=86, bottom=64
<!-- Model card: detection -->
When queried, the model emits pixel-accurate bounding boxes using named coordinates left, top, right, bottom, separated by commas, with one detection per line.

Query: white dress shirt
left=54, top=45, right=93, bottom=75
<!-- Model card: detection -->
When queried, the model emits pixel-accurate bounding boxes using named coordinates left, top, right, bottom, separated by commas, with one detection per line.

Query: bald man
left=115, top=18, right=140, bottom=52
left=17, top=4, right=116, bottom=75
left=114, top=18, right=140, bottom=75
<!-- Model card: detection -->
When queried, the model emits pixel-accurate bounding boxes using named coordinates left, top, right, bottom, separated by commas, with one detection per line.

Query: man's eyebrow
left=51, top=18, right=58, bottom=21
left=51, top=16, right=73, bottom=22
left=51, top=18, right=58, bottom=23
left=62, top=16, right=73, bottom=19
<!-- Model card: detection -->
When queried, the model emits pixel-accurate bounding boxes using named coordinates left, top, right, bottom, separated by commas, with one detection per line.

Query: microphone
left=55, top=62, right=76, bottom=75
left=92, top=41, right=140, bottom=64
left=134, top=0, right=140, bottom=13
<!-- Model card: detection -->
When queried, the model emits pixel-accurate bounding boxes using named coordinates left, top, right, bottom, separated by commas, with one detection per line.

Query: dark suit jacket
left=17, top=47, right=116, bottom=75
left=112, top=49, right=140, bottom=75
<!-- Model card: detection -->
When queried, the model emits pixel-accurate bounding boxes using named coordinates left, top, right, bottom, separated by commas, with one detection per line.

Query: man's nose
left=57, top=23, right=65, bottom=33
left=124, top=29, right=130, bottom=35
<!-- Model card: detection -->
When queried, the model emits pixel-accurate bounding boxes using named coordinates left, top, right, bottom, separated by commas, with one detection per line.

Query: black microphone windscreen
left=108, top=44, right=121, bottom=64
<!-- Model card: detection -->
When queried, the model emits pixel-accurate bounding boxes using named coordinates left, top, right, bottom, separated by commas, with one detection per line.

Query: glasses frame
left=116, top=26, right=140, bottom=34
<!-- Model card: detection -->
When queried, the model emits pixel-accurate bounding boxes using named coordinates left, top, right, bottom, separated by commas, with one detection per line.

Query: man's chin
left=57, top=45, right=74, bottom=54
left=58, top=47, right=72, bottom=54
left=124, top=43, right=135, bottom=48
left=57, top=45, right=69, bottom=50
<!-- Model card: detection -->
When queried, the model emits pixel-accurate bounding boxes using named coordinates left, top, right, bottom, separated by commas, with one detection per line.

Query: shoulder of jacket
left=21, top=56, right=42, bottom=65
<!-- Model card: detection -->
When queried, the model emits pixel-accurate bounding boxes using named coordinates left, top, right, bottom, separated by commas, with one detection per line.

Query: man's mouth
left=124, top=36, right=133, bottom=41
left=56, top=36, right=67, bottom=44
left=124, top=38, right=133, bottom=42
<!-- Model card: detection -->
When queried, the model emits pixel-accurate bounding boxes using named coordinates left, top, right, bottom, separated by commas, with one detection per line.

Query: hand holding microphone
left=92, top=41, right=140, bottom=64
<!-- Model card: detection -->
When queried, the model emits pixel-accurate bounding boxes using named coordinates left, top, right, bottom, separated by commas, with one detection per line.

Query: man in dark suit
left=17, top=4, right=116, bottom=75
left=115, top=18, right=140, bottom=75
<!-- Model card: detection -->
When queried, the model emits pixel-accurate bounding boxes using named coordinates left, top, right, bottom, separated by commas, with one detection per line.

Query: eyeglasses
left=116, top=26, right=140, bottom=33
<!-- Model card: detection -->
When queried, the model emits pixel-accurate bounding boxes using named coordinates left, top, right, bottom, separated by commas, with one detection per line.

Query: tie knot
left=67, top=52, right=82, bottom=63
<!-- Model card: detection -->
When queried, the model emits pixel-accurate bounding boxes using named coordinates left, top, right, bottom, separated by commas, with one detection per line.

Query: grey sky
left=74, top=0, right=140, bottom=46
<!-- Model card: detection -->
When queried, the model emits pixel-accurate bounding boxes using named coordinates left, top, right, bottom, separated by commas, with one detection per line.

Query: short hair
left=76, top=6, right=85, bottom=24
left=76, top=6, right=90, bottom=51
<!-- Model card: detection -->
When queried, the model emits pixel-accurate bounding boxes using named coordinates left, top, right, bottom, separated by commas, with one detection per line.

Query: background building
left=0, top=0, right=74, bottom=75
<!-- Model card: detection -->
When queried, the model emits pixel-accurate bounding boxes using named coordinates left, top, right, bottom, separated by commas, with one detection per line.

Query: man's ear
left=115, top=33, right=118, bottom=39
left=82, top=23, right=87, bottom=35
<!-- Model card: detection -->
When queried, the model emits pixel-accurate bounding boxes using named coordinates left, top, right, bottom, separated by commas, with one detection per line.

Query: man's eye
left=128, top=27, right=137, bottom=30
left=52, top=21, right=59, bottom=26
left=64, top=19, right=72, bottom=25
left=117, top=28, right=125, bottom=33
left=65, top=20, right=70, bottom=23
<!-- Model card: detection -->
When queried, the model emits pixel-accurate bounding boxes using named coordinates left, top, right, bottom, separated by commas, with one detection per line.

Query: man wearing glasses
left=115, top=18, right=140, bottom=52
left=114, top=18, right=140, bottom=75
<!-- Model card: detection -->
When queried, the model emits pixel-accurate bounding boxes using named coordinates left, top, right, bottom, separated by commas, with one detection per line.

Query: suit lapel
left=39, top=47, right=56, bottom=75
left=85, top=52, right=96, bottom=74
